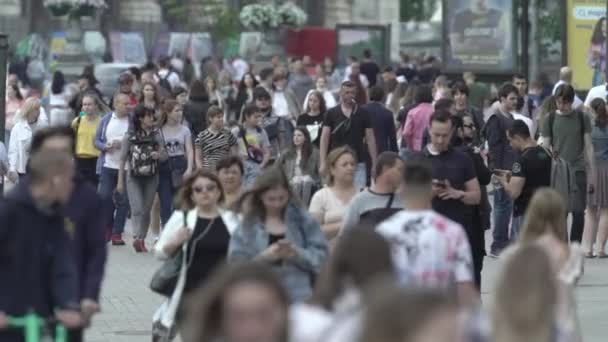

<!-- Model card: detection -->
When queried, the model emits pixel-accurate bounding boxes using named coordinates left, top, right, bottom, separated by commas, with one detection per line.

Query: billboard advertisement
left=442, top=0, right=516, bottom=73
left=566, top=0, right=606, bottom=90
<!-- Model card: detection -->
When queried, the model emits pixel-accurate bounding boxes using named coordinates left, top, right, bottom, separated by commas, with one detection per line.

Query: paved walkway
left=86, top=232, right=608, bottom=342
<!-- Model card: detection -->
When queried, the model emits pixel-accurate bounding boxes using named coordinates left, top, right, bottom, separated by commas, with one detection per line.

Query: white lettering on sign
left=572, top=6, right=606, bottom=20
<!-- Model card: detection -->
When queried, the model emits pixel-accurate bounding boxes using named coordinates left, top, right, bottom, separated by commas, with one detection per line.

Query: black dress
left=184, top=217, right=230, bottom=293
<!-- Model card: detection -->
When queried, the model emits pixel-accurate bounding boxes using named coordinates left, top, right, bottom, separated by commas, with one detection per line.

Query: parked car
left=94, top=63, right=139, bottom=103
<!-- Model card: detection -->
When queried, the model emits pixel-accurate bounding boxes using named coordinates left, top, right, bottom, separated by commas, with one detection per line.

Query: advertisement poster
left=566, top=0, right=606, bottom=90
left=110, top=32, right=147, bottom=64
left=443, top=0, right=516, bottom=73
left=336, top=25, right=389, bottom=67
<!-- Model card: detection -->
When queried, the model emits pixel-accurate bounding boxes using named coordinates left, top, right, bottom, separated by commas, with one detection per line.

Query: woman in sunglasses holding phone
left=228, top=167, right=328, bottom=302
left=155, top=170, right=237, bottom=297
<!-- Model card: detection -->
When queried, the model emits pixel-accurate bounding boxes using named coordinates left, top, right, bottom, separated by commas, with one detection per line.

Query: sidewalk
left=86, top=232, right=608, bottom=342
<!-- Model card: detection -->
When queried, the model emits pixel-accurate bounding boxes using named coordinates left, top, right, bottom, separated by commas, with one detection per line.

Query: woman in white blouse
left=309, top=146, right=358, bottom=246
left=7, top=97, right=49, bottom=182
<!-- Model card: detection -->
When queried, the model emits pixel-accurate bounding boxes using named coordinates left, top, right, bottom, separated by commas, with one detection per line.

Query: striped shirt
left=195, top=128, right=238, bottom=171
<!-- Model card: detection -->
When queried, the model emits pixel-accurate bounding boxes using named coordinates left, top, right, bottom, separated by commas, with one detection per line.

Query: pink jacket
left=403, top=103, right=434, bottom=151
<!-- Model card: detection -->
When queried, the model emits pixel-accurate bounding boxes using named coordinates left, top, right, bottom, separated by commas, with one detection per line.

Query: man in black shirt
left=362, top=86, right=398, bottom=154
left=496, top=120, right=551, bottom=240
left=320, top=81, right=378, bottom=188
left=423, top=110, right=482, bottom=287
left=360, top=49, right=381, bottom=88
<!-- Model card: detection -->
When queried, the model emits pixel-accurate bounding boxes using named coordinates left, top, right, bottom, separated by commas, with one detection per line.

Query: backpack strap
left=578, top=111, right=585, bottom=147
left=548, top=112, right=556, bottom=147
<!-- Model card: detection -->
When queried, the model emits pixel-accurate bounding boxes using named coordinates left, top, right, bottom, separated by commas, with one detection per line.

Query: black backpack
left=156, top=71, right=173, bottom=94
left=128, top=131, right=159, bottom=177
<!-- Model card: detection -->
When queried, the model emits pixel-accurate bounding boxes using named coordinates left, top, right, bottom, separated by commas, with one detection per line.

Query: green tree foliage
left=400, top=0, right=437, bottom=22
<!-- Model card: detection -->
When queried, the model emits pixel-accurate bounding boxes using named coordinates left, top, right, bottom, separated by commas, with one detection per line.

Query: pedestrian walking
left=195, top=106, right=238, bottom=172
left=583, top=98, right=608, bottom=257
left=95, top=94, right=132, bottom=245
left=309, top=146, right=358, bottom=244
left=297, top=90, right=326, bottom=147
left=117, top=104, right=168, bottom=252
left=183, top=80, right=211, bottom=139
left=48, top=71, right=73, bottom=126
left=215, top=156, right=244, bottom=208
left=275, top=127, right=320, bottom=205
left=158, top=100, right=193, bottom=227
left=232, top=72, right=258, bottom=122
left=72, top=93, right=106, bottom=187
left=319, top=81, right=378, bottom=188
left=139, top=81, right=162, bottom=120
left=228, top=167, right=328, bottom=302
left=237, top=104, right=271, bottom=188
left=7, top=97, right=48, bottom=183
left=541, top=84, right=595, bottom=243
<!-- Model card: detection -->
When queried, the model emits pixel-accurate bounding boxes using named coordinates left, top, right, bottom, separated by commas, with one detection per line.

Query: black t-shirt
left=511, top=146, right=552, bottom=217
left=185, top=217, right=230, bottom=293
left=360, top=62, right=380, bottom=87
left=297, top=112, right=325, bottom=147
left=323, top=105, right=372, bottom=161
left=425, top=147, right=477, bottom=228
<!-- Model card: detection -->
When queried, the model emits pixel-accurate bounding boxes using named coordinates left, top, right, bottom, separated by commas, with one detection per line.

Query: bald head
left=113, top=93, right=130, bottom=117
left=560, top=67, right=573, bottom=83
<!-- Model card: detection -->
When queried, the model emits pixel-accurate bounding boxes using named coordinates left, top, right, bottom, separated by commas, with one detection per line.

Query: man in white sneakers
left=376, top=158, right=477, bottom=305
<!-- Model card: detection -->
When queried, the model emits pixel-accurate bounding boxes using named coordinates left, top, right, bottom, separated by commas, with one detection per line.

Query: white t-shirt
left=376, top=209, right=473, bottom=288
left=309, top=187, right=352, bottom=226
left=273, top=91, right=290, bottom=117
left=584, top=83, right=608, bottom=107
left=553, top=80, right=583, bottom=109
left=232, top=58, right=249, bottom=82
left=104, top=113, right=130, bottom=169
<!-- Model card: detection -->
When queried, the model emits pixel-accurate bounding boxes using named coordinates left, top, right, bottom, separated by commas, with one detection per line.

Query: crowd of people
left=0, top=49, right=604, bottom=342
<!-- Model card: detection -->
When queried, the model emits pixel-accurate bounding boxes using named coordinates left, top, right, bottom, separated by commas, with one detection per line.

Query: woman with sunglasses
left=154, top=171, right=238, bottom=335
left=229, top=167, right=328, bottom=302
left=117, top=104, right=167, bottom=252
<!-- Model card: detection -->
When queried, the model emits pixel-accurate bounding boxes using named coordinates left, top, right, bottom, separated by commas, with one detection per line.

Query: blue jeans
left=98, top=167, right=130, bottom=235
left=491, top=187, right=513, bottom=253
left=243, top=160, right=262, bottom=189
left=354, top=162, right=367, bottom=189
left=510, top=215, right=524, bottom=242
left=158, top=156, right=187, bottom=226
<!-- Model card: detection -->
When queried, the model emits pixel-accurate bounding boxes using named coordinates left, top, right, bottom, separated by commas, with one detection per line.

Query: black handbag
left=359, top=194, right=401, bottom=227
left=150, top=211, right=187, bottom=297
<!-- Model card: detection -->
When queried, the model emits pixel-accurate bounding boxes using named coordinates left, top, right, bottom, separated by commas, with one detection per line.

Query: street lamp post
left=0, top=33, right=8, bottom=195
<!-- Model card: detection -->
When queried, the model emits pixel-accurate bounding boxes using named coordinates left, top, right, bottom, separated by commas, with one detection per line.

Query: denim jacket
left=94, top=112, right=131, bottom=175
left=228, top=203, right=328, bottom=302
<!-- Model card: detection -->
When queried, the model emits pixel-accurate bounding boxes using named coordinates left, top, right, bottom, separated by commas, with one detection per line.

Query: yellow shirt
left=72, top=115, right=101, bottom=158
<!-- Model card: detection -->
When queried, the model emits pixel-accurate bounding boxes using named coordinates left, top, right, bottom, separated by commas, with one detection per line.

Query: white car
left=94, top=63, right=139, bottom=103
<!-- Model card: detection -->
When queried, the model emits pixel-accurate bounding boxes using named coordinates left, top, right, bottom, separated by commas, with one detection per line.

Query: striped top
left=195, top=128, right=238, bottom=171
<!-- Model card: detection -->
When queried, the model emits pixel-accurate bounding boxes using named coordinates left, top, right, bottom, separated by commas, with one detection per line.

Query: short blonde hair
left=520, top=188, right=568, bottom=244
left=326, top=146, right=357, bottom=186
left=18, top=97, right=41, bottom=120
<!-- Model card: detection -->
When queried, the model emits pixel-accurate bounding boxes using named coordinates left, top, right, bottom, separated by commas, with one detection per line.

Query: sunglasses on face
left=193, top=184, right=217, bottom=193
left=464, top=124, right=475, bottom=129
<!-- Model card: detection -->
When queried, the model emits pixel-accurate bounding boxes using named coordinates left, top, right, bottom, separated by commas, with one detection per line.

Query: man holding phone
left=95, top=94, right=131, bottom=245
left=497, top=120, right=552, bottom=240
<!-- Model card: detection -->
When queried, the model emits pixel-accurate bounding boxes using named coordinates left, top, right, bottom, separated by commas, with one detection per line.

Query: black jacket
left=482, top=111, right=516, bottom=170
left=64, top=175, right=107, bottom=302
left=0, top=182, right=80, bottom=319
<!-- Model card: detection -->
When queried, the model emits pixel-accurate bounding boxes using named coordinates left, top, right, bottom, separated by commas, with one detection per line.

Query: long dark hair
left=138, top=81, right=161, bottom=106
left=131, top=104, right=155, bottom=133
left=591, top=97, right=608, bottom=129
left=233, top=167, right=299, bottom=225
left=238, top=72, right=259, bottom=93
left=305, top=90, right=327, bottom=114
left=51, top=71, right=65, bottom=95
left=592, top=17, right=607, bottom=45
left=291, top=126, right=313, bottom=167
